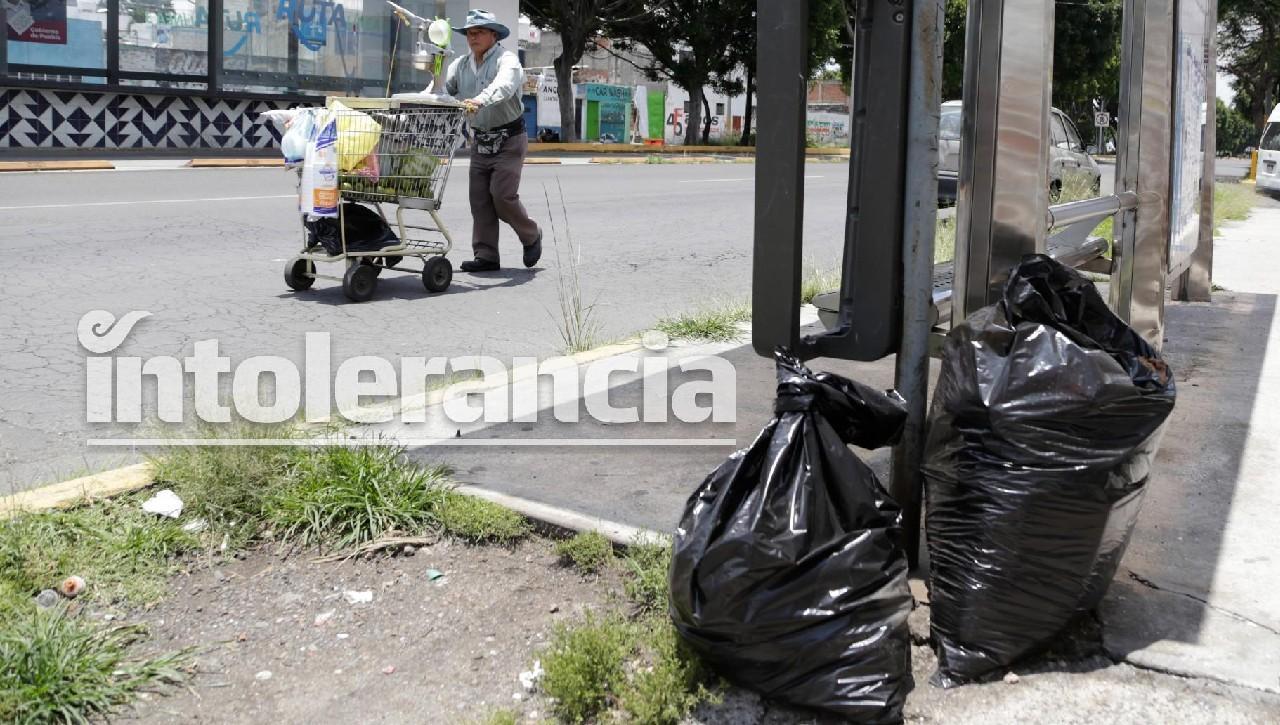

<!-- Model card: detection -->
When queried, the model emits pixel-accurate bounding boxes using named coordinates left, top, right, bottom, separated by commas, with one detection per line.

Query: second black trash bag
left=923, top=254, right=1176, bottom=687
left=670, top=349, right=914, bottom=723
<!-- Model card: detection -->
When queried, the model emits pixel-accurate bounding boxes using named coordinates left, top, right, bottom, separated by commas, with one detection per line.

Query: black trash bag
left=306, top=203, right=398, bottom=256
left=670, top=349, right=915, bottom=723
left=923, top=254, right=1176, bottom=686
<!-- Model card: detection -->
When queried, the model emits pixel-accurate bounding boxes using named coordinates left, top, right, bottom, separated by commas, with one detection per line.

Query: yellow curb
left=525, top=158, right=565, bottom=165
left=662, top=156, right=721, bottom=165
left=0, top=160, right=115, bottom=172
left=0, top=463, right=155, bottom=520
left=189, top=158, right=285, bottom=168
left=806, top=148, right=851, bottom=157
left=589, top=157, right=648, bottom=165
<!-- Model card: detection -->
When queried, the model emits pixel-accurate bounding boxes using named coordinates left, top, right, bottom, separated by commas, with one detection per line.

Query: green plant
left=0, top=611, right=186, bottom=725
left=645, top=155, right=667, bottom=164
left=148, top=422, right=301, bottom=544
left=540, top=614, right=633, bottom=723
left=618, top=620, right=710, bottom=725
left=436, top=493, right=530, bottom=544
left=800, top=264, right=841, bottom=306
left=269, top=445, right=451, bottom=550
left=544, top=181, right=604, bottom=354
left=655, top=300, right=749, bottom=342
left=555, top=531, right=615, bottom=574
left=622, top=539, right=672, bottom=613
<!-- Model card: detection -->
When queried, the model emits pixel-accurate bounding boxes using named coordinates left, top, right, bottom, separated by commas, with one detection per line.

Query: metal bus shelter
left=752, top=0, right=1218, bottom=565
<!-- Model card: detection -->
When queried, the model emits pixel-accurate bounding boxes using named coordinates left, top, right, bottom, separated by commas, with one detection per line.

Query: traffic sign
left=1094, top=111, right=1111, bottom=128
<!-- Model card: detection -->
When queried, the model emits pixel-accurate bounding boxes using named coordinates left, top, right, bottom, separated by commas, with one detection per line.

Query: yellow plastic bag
left=330, top=101, right=382, bottom=172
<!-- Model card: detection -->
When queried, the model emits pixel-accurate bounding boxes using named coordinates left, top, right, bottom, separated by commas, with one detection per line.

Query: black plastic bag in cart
left=923, top=254, right=1176, bottom=686
left=306, top=203, right=399, bottom=256
left=670, top=349, right=915, bottom=723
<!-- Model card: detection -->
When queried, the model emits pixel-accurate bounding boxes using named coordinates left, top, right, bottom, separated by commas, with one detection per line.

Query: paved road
left=0, top=159, right=1263, bottom=494
left=0, top=162, right=850, bottom=492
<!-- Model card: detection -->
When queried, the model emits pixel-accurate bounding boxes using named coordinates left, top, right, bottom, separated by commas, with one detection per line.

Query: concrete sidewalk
left=388, top=203, right=1280, bottom=698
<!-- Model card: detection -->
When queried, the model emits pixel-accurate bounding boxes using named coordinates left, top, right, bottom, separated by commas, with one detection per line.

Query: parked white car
left=1256, top=104, right=1280, bottom=195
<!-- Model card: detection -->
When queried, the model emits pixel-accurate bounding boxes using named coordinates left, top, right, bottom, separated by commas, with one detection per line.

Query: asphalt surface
left=0, top=162, right=851, bottom=492
left=0, top=160, right=1264, bottom=494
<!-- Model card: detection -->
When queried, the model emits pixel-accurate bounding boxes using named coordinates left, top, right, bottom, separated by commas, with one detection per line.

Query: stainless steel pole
left=890, top=0, right=944, bottom=569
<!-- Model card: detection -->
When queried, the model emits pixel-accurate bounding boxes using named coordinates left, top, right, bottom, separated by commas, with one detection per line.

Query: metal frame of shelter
left=752, top=0, right=1218, bottom=566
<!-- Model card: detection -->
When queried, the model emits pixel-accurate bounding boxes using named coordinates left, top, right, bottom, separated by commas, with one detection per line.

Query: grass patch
left=935, top=215, right=957, bottom=264
left=541, top=613, right=633, bottom=723
left=645, top=155, right=667, bottom=164
left=435, top=492, right=530, bottom=544
left=555, top=531, right=614, bottom=574
left=622, top=539, right=672, bottom=614
left=0, top=612, right=186, bottom=725
left=149, top=423, right=300, bottom=547
left=800, top=264, right=841, bottom=305
left=1215, top=182, right=1256, bottom=231
left=656, top=300, right=749, bottom=342
left=0, top=496, right=197, bottom=607
left=270, top=445, right=451, bottom=551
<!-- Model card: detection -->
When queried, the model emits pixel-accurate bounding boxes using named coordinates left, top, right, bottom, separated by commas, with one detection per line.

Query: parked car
left=937, top=100, right=1102, bottom=203
left=1256, top=103, right=1280, bottom=195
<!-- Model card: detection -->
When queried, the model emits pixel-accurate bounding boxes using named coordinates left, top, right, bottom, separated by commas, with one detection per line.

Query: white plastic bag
left=275, top=108, right=319, bottom=166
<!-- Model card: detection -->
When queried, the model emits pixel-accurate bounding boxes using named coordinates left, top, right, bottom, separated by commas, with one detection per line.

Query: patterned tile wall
left=0, top=87, right=294, bottom=150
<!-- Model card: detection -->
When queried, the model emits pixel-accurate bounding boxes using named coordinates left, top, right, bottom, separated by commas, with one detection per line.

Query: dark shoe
left=460, top=258, right=500, bottom=273
left=523, top=230, right=543, bottom=268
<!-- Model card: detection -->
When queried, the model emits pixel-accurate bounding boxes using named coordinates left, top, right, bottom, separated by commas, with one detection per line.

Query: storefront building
left=0, top=0, right=516, bottom=154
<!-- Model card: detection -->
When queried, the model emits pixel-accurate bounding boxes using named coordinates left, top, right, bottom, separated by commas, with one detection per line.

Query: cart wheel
left=383, top=255, right=404, bottom=269
left=284, top=259, right=315, bottom=291
left=422, top=256, right=452, bottom=293
left=343, top=262, right=378, bottom=302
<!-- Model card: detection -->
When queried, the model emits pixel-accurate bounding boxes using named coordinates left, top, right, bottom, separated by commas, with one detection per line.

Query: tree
left=942, top=0, right=1122, bottom=134
left=1219, top=0, right=1280, bottom=132
left=523, top=1, right=639, bottom=143
left=722, top=0, right=854, bottom=145
left=607, top=1, right=753, bottom=145
left=1217, top=98, right=1257, bottom=155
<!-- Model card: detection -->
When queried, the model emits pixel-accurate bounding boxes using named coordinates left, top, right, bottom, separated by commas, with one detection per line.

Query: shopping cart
left=283, top=97, right=467, bottom=302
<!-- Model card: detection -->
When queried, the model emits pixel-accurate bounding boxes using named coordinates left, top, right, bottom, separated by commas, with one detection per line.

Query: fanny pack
left=474, top=117, right=525, bottom=156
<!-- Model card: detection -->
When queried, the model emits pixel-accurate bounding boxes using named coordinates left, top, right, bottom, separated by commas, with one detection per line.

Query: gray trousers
left=468, top=131, right=540, bottom=263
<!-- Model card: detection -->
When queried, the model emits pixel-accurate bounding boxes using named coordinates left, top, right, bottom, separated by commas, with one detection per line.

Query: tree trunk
left=740, top=69, right=755, bottom=146
left=685, top=79, right=703, bottom=146
left=701, top=92, right=712, bottom=144
left=555, top=51, right=578, bottom=143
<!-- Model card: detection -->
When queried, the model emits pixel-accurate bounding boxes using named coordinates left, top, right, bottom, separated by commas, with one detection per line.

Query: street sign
left=1094, top=111, right=1111, bottom=128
